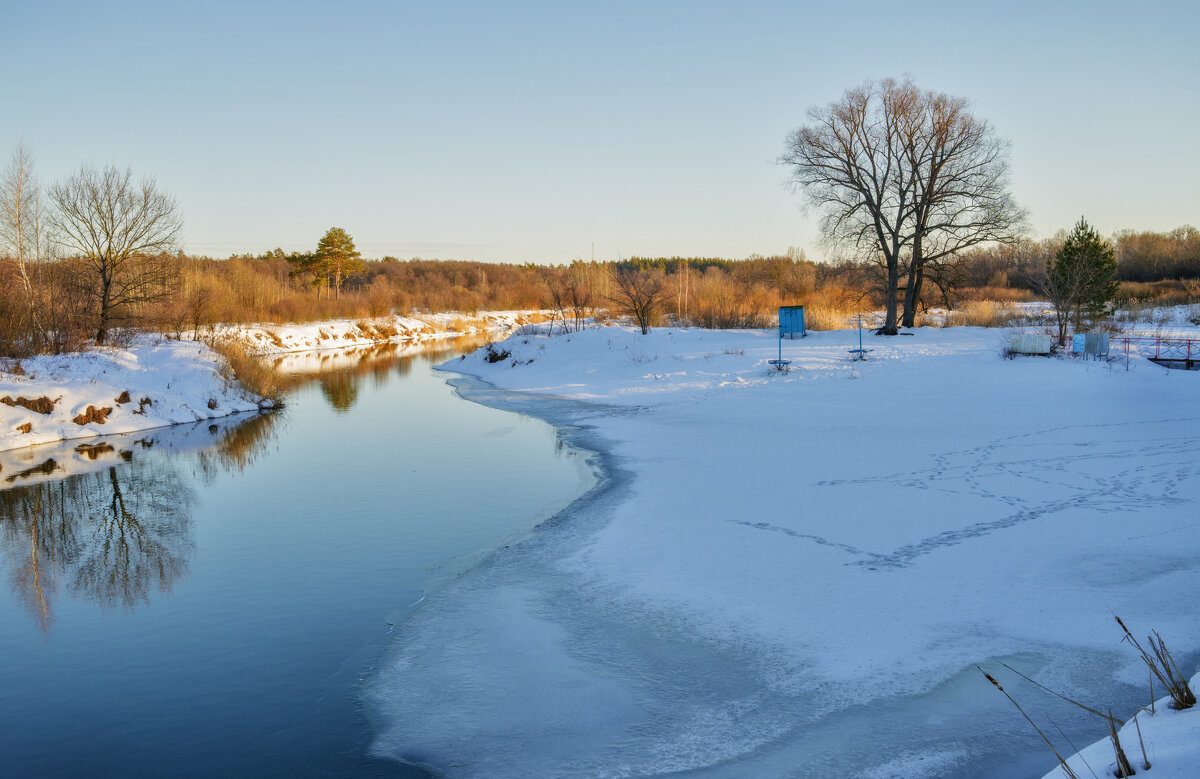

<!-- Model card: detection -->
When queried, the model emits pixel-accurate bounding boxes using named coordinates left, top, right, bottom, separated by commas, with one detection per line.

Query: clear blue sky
left=4, top=0, right=1197, bottom=263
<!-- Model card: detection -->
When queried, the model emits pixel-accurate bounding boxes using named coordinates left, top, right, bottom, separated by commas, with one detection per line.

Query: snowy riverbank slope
left=0, top=338, right=266, bottom=453
left=1042, top=673, right=1200, bottom=779
left=426, top=324, right=1200, bottom=776
left=227, top=310, right=546, bottom=354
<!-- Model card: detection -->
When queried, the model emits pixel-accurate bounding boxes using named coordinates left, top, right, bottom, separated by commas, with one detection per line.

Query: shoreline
left=0, top=337, right=270, bottom=455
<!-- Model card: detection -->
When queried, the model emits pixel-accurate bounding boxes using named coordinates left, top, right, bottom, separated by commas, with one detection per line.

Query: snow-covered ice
left=368, top=324, right=1200, bottom=777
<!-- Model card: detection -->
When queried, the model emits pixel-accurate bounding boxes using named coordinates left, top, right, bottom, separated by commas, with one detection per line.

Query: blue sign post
left=770, top=305, right=805, bottom=370
left=848, top=314, right=872, bottom=361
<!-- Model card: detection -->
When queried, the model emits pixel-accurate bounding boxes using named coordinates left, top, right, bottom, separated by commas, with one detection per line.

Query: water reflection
left=0, top=412, right=280, bottom=632
left=271, top=335, right=492, bottom=413
left=0, top=334, right=495, bottom=633
left=1, top=459, right=194, bottom=631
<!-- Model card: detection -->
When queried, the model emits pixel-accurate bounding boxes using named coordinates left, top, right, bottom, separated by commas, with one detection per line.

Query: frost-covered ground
left=368, top=324, right=1200, bottom=777
left=0, top=338, right=267, bottom=453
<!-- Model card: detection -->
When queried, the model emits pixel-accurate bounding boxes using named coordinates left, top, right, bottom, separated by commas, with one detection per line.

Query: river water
left=0, top=336, right=595, bottom=777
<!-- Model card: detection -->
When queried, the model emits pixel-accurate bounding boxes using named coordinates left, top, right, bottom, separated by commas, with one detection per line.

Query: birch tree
left=0, top=143, right=45, bottom=337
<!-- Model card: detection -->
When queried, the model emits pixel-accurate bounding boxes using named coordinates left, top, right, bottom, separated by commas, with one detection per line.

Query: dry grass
left=1, top=395, right=57, bottom=414
left=942, top=301, right=1030, bottom=328
left=1115, top=616, right=1196, bottom=710
left=206, top=337, right=285, bottom=404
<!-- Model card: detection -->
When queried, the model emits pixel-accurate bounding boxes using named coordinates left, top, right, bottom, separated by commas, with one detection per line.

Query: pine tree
left=315, top=227, right=364, bottom=300
left=1045, top=217, right=1117, bottom=344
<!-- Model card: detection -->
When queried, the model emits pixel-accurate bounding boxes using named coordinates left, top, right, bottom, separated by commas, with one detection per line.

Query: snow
left=222, top=310, right=547, bottom=354
left=0, top=309, right=546, bottom=454
left=367, top=323, right=1200, bottom=776
left=1042, top=675, right=1200, bottom=779
left=0, top=337, right=267, bottom=453
left=0, top=411, right=266, bottom=487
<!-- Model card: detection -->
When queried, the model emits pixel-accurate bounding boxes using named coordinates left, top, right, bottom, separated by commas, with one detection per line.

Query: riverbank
left=0, top=337, right=269, bottom=454
left=391, top=323, right=1200, bottom=776
left=226, top=309, right=547, bottom=354
left=0, top=309, right=543, bottom=454
left=1041, top=674, right=1200, bottom=779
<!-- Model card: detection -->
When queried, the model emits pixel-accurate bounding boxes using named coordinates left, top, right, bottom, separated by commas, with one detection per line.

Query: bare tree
left=782, top=79, right=916, bottom=333
left=0, top=143, right=45, bottom=338
left=899, top=89, right=1026, bottom=326
left=48, top=165, right=182, bottom=344
left=548, top=263, right=594, bottom=333
left=782, top=78, right=1023, bottom=333
left=607, top=267, right=672, bottom=334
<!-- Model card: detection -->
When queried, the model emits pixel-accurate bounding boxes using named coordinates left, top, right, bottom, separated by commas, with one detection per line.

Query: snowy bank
left=1042, top=674, right=1200, bottom=779
left=369, top=324, right=1200, bottom=777
left=226, top=310, right=547, bottom=354
left=0, top=338, right=267, bottom=453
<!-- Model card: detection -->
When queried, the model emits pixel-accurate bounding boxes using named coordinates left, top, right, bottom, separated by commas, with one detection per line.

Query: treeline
left=4, top=231, right=1200, bottom=359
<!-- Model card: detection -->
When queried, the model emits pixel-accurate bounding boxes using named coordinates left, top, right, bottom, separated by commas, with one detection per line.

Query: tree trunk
left=96, top=273, right=112, bottom=345
left=902, top=265, right=924, bottom=328
left=881, top=257, right=900, bottom=335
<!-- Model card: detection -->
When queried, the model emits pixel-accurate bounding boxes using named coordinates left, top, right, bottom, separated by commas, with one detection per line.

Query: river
left=0, top=336, right=595, bottom=777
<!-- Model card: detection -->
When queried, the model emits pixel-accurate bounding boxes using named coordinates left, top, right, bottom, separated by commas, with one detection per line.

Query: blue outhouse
left=779, top=306, right=806, bottom=339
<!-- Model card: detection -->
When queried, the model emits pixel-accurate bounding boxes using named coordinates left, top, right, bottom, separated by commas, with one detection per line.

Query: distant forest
left=162, top=225, right=1200, bottom=326
left=2, top=224, right=1199, bottom=357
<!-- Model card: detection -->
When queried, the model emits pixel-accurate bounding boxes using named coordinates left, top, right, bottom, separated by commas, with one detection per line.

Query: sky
left=4, top=0, right=1198, bottom=264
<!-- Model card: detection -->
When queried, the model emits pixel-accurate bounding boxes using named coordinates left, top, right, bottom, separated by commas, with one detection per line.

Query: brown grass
left=72, top=405, right=113, bottom=425
left=206, top=337, right=285, bottom=404
left=1, top=396, right=56, bottom=414
left=1115, top=616, right=1196, bottom=710
left=942, top=301, right=1030, bottom=328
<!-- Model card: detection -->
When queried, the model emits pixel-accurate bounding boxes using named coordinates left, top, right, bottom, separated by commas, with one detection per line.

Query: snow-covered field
left=368, top=324, right=1200, bottom=777
left=0, top=338, right=268, bottom=453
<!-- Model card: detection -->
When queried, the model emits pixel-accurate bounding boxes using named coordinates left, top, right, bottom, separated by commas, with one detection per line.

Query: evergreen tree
left=314, top=227, right=364, bottom=299
left=1045, top=217, right=1117, bottom=344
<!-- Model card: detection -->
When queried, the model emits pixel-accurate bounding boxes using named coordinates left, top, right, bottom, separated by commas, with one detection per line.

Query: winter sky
left=4, top=0, right=1196, bottom=263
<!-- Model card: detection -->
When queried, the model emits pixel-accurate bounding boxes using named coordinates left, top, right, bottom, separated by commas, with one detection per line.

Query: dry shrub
left=206, top=337, right=285, bottom=404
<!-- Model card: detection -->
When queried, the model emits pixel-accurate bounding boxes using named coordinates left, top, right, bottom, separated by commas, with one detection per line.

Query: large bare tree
left=48, top=165, right=182, bottom=344
left=899, top=89, right=1026, bottom=326
left=782, top=78, right=1023, bottom=333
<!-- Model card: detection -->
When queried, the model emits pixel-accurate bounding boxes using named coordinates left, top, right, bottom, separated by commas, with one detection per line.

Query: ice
left=367, top=325, right=1200, bottom=776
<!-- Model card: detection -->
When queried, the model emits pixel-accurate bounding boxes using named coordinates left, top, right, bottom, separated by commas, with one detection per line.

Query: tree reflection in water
left=273, top=333, right=493, bottom=414
left=0, top=460, right=193, bottom=631
left=0, top=411, right=281, bottom=632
